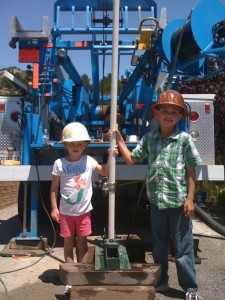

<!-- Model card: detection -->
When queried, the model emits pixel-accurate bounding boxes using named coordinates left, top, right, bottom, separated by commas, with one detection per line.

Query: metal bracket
left=9, top=16, right=51, bottom=45
left=107, top=182, right=116, bottom=192
left=95, top=237, right=131, bottom=270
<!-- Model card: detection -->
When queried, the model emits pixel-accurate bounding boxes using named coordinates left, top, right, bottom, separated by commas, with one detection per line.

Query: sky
left=0, top=0, right=199, bottom=78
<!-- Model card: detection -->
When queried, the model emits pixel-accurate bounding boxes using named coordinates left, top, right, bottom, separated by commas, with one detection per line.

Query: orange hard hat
left=150, top=90, right=189, bottom=119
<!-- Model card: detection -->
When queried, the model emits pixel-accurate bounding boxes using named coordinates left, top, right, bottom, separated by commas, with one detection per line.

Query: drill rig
left=0, top=0, right=224, bottom=243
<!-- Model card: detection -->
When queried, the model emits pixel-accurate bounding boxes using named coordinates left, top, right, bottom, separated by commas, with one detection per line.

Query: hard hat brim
left=59, top=137, right=91, bottom=143
left=150, top=102, right=189, bottom=119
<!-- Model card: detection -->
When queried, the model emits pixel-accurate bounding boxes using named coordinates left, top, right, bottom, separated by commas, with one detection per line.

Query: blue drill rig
left=0, top=0, right=225, bottom=242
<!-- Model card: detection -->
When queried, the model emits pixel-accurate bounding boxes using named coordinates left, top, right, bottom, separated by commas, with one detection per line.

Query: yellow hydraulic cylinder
left=136, top=17, right=159, bottom=50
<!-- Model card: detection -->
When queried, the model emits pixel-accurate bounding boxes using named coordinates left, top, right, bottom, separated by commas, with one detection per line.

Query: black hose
left=194, top=204, right=225, bottom=237
left=165, top=17, right=187, bottom=90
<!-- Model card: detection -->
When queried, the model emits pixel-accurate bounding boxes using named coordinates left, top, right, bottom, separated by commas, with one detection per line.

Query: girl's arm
left=95, top=147, right=118, bottom=177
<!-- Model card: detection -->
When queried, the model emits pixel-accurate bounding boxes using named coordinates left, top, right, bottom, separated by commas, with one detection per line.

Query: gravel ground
left=0, top=203, right=225, bottom=300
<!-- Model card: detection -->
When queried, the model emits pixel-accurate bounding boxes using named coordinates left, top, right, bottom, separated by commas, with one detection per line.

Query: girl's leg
left=64, top=236, right=75, bottom=263
left=74, top=239, right=78, bottom=262
left=74, top=212, right=91, bottom=263
left=60, top=214, right=75, bottom=263
left=76, top=236, right=88, bottom=263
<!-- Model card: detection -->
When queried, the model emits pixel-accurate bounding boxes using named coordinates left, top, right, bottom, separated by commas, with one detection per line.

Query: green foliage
left=0, top=67, right=123, bottom=99
left=81, top=73, right=92, bottom=92
left=99, top=73, right=111, bottom=96
left=217, top=189, right=225, bottom=211
left=199, top=182, right=219, bottom=204
left=195, top=181, right=225, bottom=211
left=178, top=60, right=225, bottom=211
left=177, top=60, right=225, bottom=166
left=0, top=67, right=29, bottom=95
left=99, top=73, right=123, bottom=96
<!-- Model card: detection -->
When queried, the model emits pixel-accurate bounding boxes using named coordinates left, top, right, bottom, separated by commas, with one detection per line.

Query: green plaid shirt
left=132, top=129, right=202, bottom=209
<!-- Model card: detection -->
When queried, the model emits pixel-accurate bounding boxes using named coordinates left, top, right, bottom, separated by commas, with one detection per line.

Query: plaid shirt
left=131, top=129, right=202, bottom=209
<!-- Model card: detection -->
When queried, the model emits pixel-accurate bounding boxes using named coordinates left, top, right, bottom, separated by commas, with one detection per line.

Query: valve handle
left=138, top=17, right=159, bottom=31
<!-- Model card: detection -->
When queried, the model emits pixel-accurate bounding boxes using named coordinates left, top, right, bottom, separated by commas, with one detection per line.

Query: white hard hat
left=60, top=122, right=91, bottom=143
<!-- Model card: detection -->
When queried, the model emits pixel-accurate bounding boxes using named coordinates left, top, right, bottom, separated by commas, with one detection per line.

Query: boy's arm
left=111, top=129, right=137, bottom=165
left=96, top=129, right=138, bottom=176
left=184, top=166, right=196, bottom=217
left=50, top=175, right=60, bottom=223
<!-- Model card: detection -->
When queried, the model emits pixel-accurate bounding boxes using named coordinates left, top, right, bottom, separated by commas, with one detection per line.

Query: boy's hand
left=183, top=198, right=194, bottom=217
left=107, top=129, right=123, bottom=144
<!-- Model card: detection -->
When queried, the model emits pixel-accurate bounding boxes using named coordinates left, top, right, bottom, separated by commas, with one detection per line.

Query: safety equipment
left=150, top=90, right=189, bottom=118
left=60, top=122, right=91, bottom=143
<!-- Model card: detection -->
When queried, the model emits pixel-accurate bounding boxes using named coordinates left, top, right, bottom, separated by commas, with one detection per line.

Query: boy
left=110, top=90, right=203, bottom=300
left=50, top=122, right=115, bottom=294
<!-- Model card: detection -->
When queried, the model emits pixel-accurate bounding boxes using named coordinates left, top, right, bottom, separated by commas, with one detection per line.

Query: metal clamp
left=107, top=182, right=116, bottom=192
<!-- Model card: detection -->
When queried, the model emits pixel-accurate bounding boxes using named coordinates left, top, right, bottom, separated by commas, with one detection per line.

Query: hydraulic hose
left=194, top=204, right=225, bottom=237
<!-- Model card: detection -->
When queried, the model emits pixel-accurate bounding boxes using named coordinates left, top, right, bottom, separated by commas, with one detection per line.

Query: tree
left=99, top=73, right=123, bottom=97
left=81, top=73, right=92, bottom=92
left=177, top=61, right=225, bottom=166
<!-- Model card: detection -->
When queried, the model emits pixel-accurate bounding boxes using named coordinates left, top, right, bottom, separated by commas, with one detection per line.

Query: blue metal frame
left=8, top=0, right=225, bottom=240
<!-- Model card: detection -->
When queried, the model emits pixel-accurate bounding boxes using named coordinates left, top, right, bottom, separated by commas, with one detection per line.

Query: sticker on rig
left=0, top=103, right=5, bottom=112
left=19, top=48, right=40, bottom=63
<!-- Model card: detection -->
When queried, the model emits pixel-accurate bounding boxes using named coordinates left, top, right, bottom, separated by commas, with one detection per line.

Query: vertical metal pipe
left=30, top=182, right=38, bottom=237
left=22, top=182, right=28, bottom=237
left=72, top=6, right=75, bottom=28
left=86, top=6, right=90, bottom=28
left=108, top=0, right=120, bottom=240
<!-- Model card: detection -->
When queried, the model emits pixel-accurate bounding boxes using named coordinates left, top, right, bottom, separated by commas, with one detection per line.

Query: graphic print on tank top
left=64, top=174, right=86, bottom=205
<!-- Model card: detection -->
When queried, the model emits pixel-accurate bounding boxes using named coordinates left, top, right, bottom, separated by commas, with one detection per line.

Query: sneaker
left=186, top=291, right=203, bottom=300
left=155, top=283, right=169, bottom=292
left=64, top=285, right=72, bottom=294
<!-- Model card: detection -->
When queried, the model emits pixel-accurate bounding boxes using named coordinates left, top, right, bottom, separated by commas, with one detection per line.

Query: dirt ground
left=0, top=182, right=19, bottom=209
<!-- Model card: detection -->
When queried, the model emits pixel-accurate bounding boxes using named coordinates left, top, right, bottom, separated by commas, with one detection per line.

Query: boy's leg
left=169, top=206, right=198, bottom=292
left=64, top=236, right=75, bottom=262
left=76, top=236, right=88, bottom=263
left=150, top=204, right=170, bottom=285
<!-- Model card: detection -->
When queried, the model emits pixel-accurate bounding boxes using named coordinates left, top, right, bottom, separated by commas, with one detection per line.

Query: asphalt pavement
left=0, top=202, right=225, bottom=300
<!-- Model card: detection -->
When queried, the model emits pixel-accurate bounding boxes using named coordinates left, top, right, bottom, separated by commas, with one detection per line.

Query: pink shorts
left=60, top=211, right=92, bottom=237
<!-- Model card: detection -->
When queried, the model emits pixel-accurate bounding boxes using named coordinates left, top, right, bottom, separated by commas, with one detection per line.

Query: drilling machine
left=0, top=0, right=224, bottom=262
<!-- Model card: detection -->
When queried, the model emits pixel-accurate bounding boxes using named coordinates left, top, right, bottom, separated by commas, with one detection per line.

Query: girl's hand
left=107, top=145, right=119, bottom=156
left=51, top=208, right=60, bottom=223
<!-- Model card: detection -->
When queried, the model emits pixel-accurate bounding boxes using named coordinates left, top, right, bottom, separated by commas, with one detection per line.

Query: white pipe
left=108, top=0, right=120, bottom=240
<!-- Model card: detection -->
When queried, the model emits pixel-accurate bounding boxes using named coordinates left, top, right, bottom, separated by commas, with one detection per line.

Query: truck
left=0, top=0, right=224, bottom=242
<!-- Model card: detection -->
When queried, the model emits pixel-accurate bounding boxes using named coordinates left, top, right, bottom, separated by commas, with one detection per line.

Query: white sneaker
left=186, top=291, right=204, bottom=300
left=155, top=283, right=169, bottom=292
left=64, top=285, right=72, bottom=294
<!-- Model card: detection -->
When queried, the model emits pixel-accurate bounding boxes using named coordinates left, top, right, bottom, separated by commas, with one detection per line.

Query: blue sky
left=0, top=0, right=199, bottom=78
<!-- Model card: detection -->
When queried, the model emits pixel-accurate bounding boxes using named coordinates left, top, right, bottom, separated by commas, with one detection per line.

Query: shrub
left=217, top=189, right=225, bottom=211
